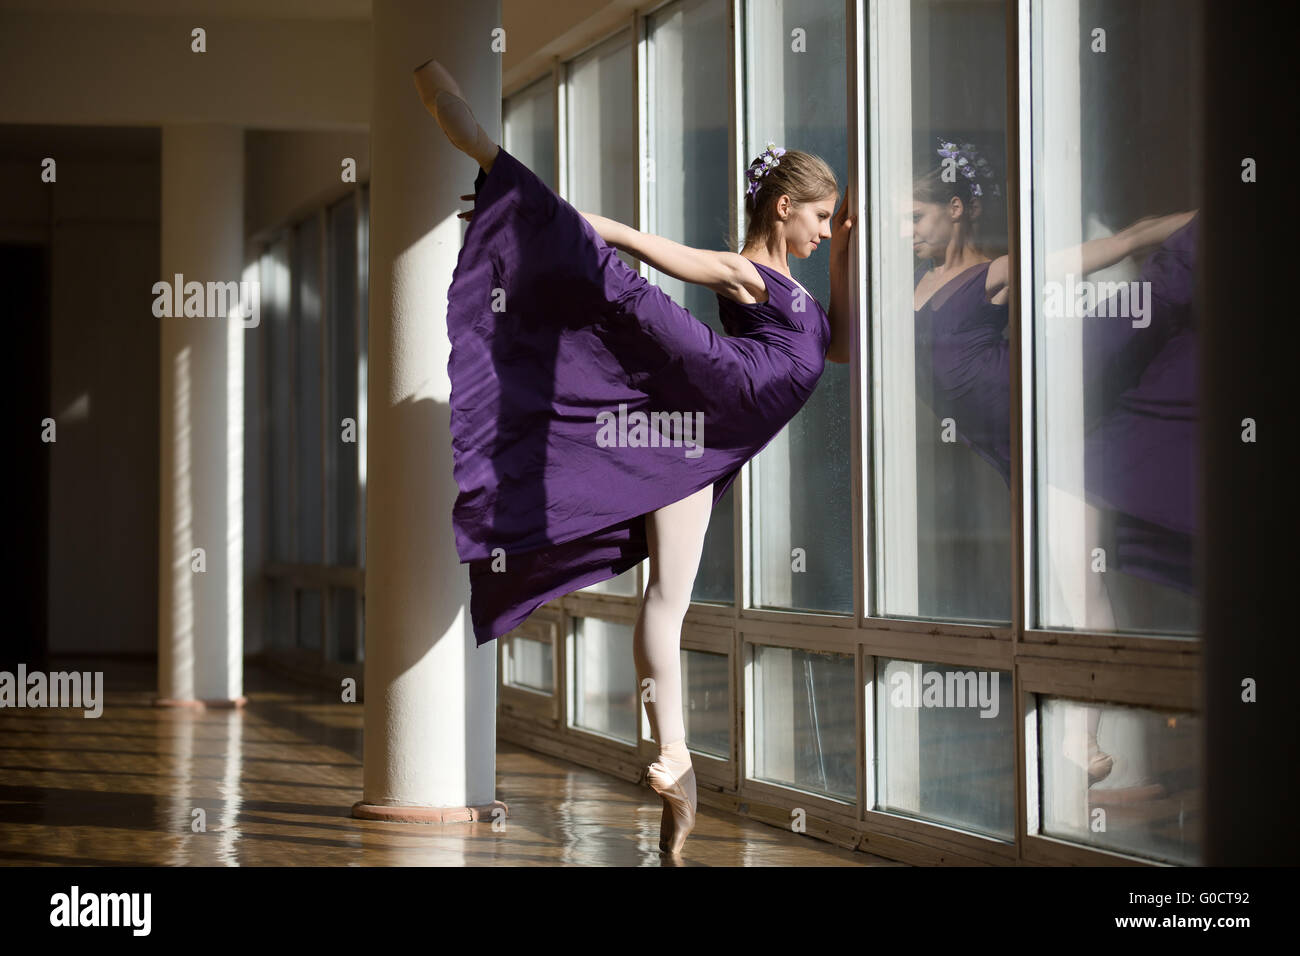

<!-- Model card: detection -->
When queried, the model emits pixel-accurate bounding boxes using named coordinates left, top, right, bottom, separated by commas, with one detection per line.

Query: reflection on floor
left=0, top=658, right=903, bottom=867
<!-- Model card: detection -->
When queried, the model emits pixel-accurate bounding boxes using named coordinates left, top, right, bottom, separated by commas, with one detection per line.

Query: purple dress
left=446, top=147, right=831, bottom=644
left=1081, top=219, right=1197, bottom=592
left=913, top=260, right=1014, bottom=485
left=913, top=216, right=1198, bottom=594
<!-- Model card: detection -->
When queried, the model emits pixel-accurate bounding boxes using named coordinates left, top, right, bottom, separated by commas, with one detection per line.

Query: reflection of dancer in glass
left=911, top=138, right=1196, bottom=783
left=414, top=59, right=854, bottom=855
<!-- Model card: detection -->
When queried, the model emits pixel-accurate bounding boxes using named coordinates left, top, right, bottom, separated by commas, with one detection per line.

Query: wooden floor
left=0, top=658, right=903, bottom=867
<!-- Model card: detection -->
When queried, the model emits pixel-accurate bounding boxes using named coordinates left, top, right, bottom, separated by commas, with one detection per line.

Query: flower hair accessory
left=936, top=139, right=1000, bottom=198
left=746, top=142, right=786, bottom=200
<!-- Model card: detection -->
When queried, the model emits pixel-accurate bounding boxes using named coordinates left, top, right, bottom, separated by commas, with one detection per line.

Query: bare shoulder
left=985, top=254, right=1010, bottom=297
left=712, top=252, right=769, bottom=305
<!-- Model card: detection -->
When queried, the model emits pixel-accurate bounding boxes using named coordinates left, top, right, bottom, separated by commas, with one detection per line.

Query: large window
left=875, top=658, right=1014, bottom=839
left=1034, top=696, right=1199, bottom=864
left=262, top=234, right=292, bottom=649
left=486, top=0, right=1204, bottom=867
left=563, top=29, right=642, bottom=599
left=566, top=29, right=637, bottom=272
left=253, top=185, right=369, bottom=667
left=868, top=0, right=1011, bottom=624
left=1029, top=0, right=1199, bottom=637
left=646, top=0, right=736, bottom=605
left=745, top=0, right=852, bottom=615
left=750, top=644, right=856, bottom=800
left=503, top=74, right=556, bottom=191
left=569, top=616, right=638, bottom=742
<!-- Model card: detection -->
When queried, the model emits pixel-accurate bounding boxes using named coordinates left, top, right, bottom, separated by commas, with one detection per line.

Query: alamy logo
left=49, top=886, right=150, bottom=936
left=1043, top=274, right=1151, bottom=327
left=888, top=663, right=1000, bottom=718
left=152, top=272, right=260, bottom=328
left=595, top=403, right=704, bottom=458
left=0, top=665, right=103, bottom=718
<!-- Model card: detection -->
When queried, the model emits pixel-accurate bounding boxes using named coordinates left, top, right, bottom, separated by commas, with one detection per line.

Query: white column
left=157, top=123, right=245, bottom=708
left=354, top=0, right=505, bottom=824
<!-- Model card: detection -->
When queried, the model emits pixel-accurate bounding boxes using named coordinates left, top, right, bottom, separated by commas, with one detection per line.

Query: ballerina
left=911, top=139, right=1196, bottom=605
left=910, top=138, right=1197, bottom=784
left=413, top=58, right=854, bottom=855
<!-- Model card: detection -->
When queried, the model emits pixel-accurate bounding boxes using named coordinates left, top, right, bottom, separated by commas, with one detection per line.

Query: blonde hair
left=741, top=148, right=838, bottom=250
left=913, top=154, right=1007, bottom=257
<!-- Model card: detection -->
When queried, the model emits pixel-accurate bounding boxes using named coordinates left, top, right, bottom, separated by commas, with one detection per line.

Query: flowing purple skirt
left=445, top=147, right=829, bottom=644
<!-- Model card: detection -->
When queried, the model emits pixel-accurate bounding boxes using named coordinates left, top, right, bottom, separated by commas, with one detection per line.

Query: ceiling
left=0, top=0, right=371, bottom=18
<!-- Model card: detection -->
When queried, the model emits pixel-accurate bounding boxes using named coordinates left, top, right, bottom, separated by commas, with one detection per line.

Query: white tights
left=633, top=482, right=714, bottom=748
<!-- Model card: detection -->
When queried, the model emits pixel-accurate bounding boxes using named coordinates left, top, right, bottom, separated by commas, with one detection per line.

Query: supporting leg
left=635, top=483, right=713, bottom=745
left=633, top=482, right=713, bottom=854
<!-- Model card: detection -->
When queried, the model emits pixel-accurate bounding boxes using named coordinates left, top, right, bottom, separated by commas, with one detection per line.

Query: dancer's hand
left=457, top=192, right=477, bottom=222
left=1121, top=209, right=1197, bottom=257
left=826, top=185, right=856, bottom=363
left=831, top=184, right=856, bottom=258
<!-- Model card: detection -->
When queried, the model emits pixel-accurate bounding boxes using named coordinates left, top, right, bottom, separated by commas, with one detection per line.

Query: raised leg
left=412, top=57, right=501, bottom=173
left=634, top=481, right=712, bottom=854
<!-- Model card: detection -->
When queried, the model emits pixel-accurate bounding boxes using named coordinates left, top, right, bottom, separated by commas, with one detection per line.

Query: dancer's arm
left=984, top=209, right=1196, bottom=300
left=580, top=211, right=757, bottom=296
left=826, top=185, right=856, bottom=363
left=1100, top=210, right=1197, bottom=262
left=1043, top=209, right=1197, bottom=278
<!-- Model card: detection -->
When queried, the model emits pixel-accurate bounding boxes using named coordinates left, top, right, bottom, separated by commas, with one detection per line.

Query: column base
left=351, top=799, right=509, bottom=824
left=153, top=696, right=247, bottom=709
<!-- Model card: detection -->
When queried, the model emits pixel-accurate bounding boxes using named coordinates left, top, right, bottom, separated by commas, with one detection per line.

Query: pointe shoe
left=412, top=57, right=464, bottom=112
left=412, top=57, right=499, bottom=166
left=645, top=758, right=697, bottom=855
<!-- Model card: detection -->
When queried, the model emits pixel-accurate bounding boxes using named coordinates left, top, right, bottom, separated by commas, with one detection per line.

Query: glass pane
left=745, top=0, right=852, bottom=614
left=293, top=216, right=324, bottom=564
left=327, top=195, right=360, bottom=568
left=263, top=238, right=292, bottom=563
left=1030, top=0, right=1200, bottom=635
left=580, top=569, right=638, bottom=597
left=504, top=74, right=557, bottom=190
left=868, top=0, right=1012, bottom=623
left=566, top=29, right=637, bottom=271
left=569, top=29, right=640, bottom=601
left=875, top=659, right=1014, bottom=840
left=692, top=483, right=735, bottom=604
left=647, top=0, right=735, bottom=605
left=750, top=644, right=855, bottom=801
left=1038, top=696, right=1199, bottom=864
left=504, top=633, right=554, bottom=694
left=570, top=616, right=637, bottom=742
left=640, top=648, right=729, bottom=759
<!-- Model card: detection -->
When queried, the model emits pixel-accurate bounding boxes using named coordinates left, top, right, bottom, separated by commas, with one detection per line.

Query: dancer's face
left=780, top=194, right=836, bottom=258
left=911, top=199, right=956, bottom=259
